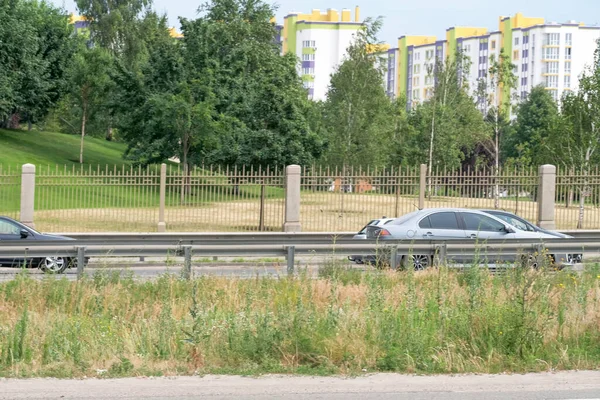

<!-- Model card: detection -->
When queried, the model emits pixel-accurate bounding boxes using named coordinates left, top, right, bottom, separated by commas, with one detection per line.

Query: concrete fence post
left=20, top=163, right=35, bottom=229
left=158, top=163, right=167, bottom=232
left=419, top=164, right=427, bottom=210
left=537, top=164, right=556, bottom=230
left=283, top=165, right=301, bottom=232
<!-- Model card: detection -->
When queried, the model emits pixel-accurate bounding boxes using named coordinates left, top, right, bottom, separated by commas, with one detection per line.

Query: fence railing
left=4, top=163, right=600, bottom=232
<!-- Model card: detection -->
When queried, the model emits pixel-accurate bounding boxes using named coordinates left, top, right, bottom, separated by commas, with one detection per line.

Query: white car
left=349, top=217, right=397, bottom=264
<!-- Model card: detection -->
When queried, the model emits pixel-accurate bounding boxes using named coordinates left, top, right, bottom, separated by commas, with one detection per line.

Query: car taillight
left=378, top=229, right=391, bottom=237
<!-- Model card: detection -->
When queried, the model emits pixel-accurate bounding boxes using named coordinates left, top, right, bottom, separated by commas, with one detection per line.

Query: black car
left=0, top=216, right=86, bottom=273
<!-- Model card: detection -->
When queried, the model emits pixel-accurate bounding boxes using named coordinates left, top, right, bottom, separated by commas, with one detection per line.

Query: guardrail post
left=538, top=164, right=556, bottom=230
left=286, top=246, right=295, bottom=275
left=390, top=246, right=398, bottom=270
left=434, top=242, right=447, bottom=267
left=76, top=246, right=86, bottom=280
left=158, top=163, right=167, bottom=232
left=20, top=164, right=35, bottom=229
left=182, top=246, right=192, bottom=280
left=419, top=164, right=426, bottom=210
left=283, top=165, right=301, bottom=232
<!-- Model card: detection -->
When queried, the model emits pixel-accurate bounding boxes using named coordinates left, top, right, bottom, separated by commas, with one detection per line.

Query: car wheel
left=38, top=257, right=70, bottom=274
left=404, top=255, right=430, bottom=271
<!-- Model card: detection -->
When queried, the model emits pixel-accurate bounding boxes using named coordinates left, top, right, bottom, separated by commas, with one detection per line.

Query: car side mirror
left=504, top=225, right=516, bottom=234
left=20, top=229, right=30, bottom=238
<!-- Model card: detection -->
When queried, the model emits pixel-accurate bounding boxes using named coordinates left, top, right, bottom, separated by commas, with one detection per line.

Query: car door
left=0, top=219, right=24, bottom=266
left=460, top=212, right=513, bottom=264
left=417, top=211, right=465, bottom=239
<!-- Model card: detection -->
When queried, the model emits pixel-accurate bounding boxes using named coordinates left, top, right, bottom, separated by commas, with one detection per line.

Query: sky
left=53, top=0, right=600, bottom=46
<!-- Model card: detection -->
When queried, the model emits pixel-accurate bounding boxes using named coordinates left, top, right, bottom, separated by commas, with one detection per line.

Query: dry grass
left=0, top=265, right=599, bottom=377
left=22, top=192, right=600, bottom=232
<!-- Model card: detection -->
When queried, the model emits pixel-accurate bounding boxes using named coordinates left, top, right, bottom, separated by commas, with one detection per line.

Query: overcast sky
left=53, top=0, right=600, bottom=45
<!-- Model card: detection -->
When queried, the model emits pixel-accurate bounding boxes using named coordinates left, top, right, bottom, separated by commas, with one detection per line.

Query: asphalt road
left=0, top=256, right=588, bottom=281
left=1, top=371, right=600, bottom=399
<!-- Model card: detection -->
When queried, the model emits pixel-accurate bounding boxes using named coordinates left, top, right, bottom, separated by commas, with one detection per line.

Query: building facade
left=278, top=7, right=363, bottom=100
left=382, top=13, right=600, bottom=110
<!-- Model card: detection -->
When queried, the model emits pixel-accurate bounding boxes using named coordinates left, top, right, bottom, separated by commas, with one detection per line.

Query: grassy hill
left=0, top=129, right=129, bottom=166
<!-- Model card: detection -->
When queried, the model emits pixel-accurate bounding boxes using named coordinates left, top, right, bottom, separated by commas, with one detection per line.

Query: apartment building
left=278, top=7, right=363, bottom=100
left=383, top=13, right=600, bottom=110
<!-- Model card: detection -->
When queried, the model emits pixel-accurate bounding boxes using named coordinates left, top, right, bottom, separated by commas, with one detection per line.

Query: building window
left=463, top=44, right=471, bottom=53
left=413, top=76, right=420, bottom=87
left=566, top=33, right=572, bottom=46
left=302, top=67, right=314, bottom=75
left=302, top=40, right=316, bottom=48
left=543, top=47, right=559, bottom=60
left=544, top=33, right=560, bottom=46
left=565, top=62, right=571, bottom=74
left=564, top=75, right=571, bottom=88
left=425, top=75, right=433, bottom=86
left=513, top=50, right=519, bottom=60
left=301, top=54, right=315, bottom=61
left=412, top=89, right=420, bottom=100
left=565, top=47, right=572, bottom=60
left=303, top=81, right=314, bottom=89
left=545, top=75, right=558, bottom=88
left=491, top=40, right=496, bottom=50
left=549, top=90, right=558, bottom=100
left=545, top=61, right=559, bottom=74
left=515, top=37, right=520, bottom=45
left=522, top=63, right=528, bottom=72
left=413, top=64, right=421, bottom=74
left=425, top=50, right=434, bottom=60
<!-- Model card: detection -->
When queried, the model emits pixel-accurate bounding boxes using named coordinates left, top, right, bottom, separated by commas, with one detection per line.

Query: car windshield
left=486, top=212, right=534, bottom=232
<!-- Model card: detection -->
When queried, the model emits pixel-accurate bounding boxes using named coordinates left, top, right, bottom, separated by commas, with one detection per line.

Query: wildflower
left=499, top=331, right=503, bottom=335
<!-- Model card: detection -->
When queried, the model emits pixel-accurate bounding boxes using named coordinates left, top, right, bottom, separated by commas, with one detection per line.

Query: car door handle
left=423, top=232, right=433, bottom=238
left=469, top=234, right=477, bottom=239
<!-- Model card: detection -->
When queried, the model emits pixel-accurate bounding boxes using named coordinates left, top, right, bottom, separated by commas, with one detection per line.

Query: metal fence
left=300, top=165, right=539, bottom=232
left=31, top=164, right=285, bottom=233
left=5, top=163, right=600, bottom=232
left=0, top=165, right=20, bottom=220
left=556, top=166, right=600, bottom=230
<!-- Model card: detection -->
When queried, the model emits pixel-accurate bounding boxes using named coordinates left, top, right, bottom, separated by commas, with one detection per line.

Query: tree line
left=1, top=0, right=599, bottom=177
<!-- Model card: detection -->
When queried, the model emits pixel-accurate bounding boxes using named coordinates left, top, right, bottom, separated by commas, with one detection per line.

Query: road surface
left=1, top=371, right=600, bottom=399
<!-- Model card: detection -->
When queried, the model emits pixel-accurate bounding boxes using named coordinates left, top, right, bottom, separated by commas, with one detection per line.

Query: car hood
left=36, top=233, right=74, bottom=240
left=537, top=229, right=572, bottom=239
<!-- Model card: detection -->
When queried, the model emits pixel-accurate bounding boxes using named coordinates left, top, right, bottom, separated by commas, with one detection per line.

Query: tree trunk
left=106, top=126, right=113, bottom=141
left=494, top=117, right=500, bottom=209
left=80, top=103, right=87, bottom=164
left=28, top=121, right=32, bottom=131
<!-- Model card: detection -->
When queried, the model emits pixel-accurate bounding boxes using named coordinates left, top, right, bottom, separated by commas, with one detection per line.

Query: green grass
left=0, top=265, right=600, bottom=378
left=0, top=129, right=129, bottom=167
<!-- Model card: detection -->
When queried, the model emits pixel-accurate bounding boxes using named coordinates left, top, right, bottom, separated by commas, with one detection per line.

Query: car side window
left=418, top=217, right=431, bottom=229
left=0, top=220, right=20, bottom=235
left=428, top=212, right=460, bottom=230
left=463, top=213, right=505, bottom=232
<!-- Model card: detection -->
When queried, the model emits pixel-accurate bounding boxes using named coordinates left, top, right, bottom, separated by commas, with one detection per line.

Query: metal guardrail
left=1, top=234, right=600, bottom=279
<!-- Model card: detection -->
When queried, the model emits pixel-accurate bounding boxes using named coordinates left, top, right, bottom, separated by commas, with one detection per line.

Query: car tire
left=402, top=255, right=431, bottom=271
left=38, top=257, right=70, bottom=274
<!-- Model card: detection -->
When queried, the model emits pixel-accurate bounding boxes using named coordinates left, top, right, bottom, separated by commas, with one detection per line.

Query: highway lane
left=1, top=371, right=600, bottom=399
left=0, top=256, right=588, bottom=281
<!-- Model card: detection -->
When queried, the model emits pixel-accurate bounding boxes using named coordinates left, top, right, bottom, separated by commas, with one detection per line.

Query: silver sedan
left=365, top=208, right=573, bottom=270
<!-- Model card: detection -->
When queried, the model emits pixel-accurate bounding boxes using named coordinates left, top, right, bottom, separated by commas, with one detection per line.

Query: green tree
left=320, top=17, right=393, bottom=168
left=66, top=46, right=113, bottom=163
left=408, top=51, right=486, bottom=173
left=0, top=0, right=76, bottom=128
left=478, top=50, right=517, bottom=207
left=177, top=0, right=323, bottom=167
left=505, top=85, right=560, bottom=166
